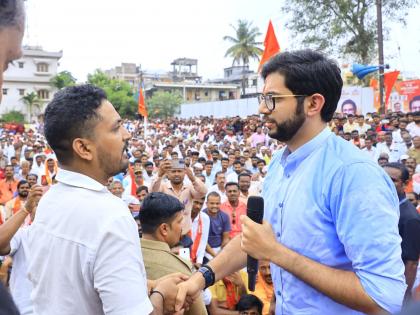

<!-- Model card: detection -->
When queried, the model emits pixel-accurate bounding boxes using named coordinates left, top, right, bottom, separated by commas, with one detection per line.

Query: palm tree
left=21, top=92, right=40, bottom=123
left=224, top=20, right=263, bottom=95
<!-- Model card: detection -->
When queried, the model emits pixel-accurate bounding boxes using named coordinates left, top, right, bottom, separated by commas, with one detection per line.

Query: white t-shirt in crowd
left=27, top=169, right=152, bottom=315
left=191, top=212, right=210, bottom=264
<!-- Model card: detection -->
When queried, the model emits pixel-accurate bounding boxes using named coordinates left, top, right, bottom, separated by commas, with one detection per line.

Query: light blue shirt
left=263, top=127, right=406, bottom=315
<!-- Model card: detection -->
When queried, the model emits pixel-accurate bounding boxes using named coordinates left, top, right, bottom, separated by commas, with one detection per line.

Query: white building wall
left=1, top=47, right=62, bottom=122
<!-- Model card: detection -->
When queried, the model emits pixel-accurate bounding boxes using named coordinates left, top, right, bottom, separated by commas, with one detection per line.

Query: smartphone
left=179, top=248, right=190, bottom=260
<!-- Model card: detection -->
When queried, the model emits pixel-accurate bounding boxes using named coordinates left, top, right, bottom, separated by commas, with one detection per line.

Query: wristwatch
left=198, top=265, right=215, bottom=289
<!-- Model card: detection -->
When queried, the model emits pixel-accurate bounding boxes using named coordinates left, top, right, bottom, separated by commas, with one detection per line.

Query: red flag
left=258, top=20, right=280, bottom=73
left=384, top=71, right=400, bottom=106
left=138, top=86, right=148, bottom=118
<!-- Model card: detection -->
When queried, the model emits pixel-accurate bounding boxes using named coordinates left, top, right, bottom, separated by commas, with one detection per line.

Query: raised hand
left=25, top=184, right=43, bottom=213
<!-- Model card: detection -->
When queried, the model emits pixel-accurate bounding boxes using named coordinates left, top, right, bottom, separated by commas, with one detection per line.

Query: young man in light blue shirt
left=176, top=50, right=406, bottom=315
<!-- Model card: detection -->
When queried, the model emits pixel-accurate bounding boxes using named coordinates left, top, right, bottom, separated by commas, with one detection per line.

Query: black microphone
left=246, top=196, right=264, bottom=291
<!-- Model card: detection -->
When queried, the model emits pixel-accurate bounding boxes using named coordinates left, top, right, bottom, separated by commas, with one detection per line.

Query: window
left=18, top=62, right=24, bottom=69
left=37, top=63, right=49, bottom=72
left=2, top=88, right=8, bottom=95
left=19, top=89, right=25, bottom=96
left=37, top=90, right=49, bottom=99
left=252, top=79, right=257, bottom=86
left=204, top=91, right=208, bottom=97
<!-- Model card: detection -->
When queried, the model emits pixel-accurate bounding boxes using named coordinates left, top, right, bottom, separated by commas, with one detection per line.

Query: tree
left=282, top=0, right=418, bottom=64
left=21, top=92, right=40, bottom=123
left=1, top=111, right=25, bottom=123
left=147, top=91, right=183, bottom=119
left=50, top=71, right=77, bottom=90
left=87, top=70, right=137, bottom=117
left=224, top=20, right=263, bottom=95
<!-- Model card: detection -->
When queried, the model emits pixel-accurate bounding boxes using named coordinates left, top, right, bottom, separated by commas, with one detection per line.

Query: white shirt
left=407, top=122, right=420, bottom=138
left=27, top=169, right=152, bottom=315
left=10, top=227, right=33, bottom=315
left=362, top=146, right=378, bottom=161
left=226, top=172, right=239, bottom=183
left=191, top=212, right=210, bottom=264
left=207, top=184, right=228, bottom=203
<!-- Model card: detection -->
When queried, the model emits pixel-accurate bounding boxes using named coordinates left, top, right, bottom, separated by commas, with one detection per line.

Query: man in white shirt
left=354, top=115, right=371, bottom=136
left=207, top=171, right=227, bottom=203
left=28, top=85, right=183, bottom=315
left=376, top=132, right=404, bottom=163
left=362, top=136, right=377, bottom=161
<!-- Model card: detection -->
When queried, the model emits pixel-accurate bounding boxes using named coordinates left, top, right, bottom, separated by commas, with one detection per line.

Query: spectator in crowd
left=408, top=136, right=420, bottom=163
left=4, top=180, right=31, bottom=226
left=208, top=171, right=228, bottom=203
left=139, top=192, right=207, bottom=315
left=253, top=260, right=273, bottom=315
left=237, top=173, right=252, bottom=204
left=343, top=113, right=357, bottom=133
left=203, top=192, right=230, bottom=261
left=0, top=165, right=18, bottom=205
left=190, top=197, right=210, bottom=268
left=151, top=158, right=207, bottom=248
left=235, top=294, right=264, bottom=315
left=220, top=182, right=247, bottom=239
left=384, top=163, right=420, bottom=303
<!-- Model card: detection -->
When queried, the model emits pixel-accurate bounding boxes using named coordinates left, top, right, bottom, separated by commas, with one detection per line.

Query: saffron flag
left=258, top=20, right=280, bottom=73
left=384, top=71, right=400, bottom=106
left=138, top=84, right=148, bottom=118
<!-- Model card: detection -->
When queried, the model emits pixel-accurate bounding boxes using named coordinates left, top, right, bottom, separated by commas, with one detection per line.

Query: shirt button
left=276, top=232, right=281, bottom=238
left=277, top=290, right=282, bottom=296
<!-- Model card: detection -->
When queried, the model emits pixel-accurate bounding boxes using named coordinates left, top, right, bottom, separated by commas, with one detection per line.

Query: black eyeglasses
left=257, top=93, right=307, bottom=111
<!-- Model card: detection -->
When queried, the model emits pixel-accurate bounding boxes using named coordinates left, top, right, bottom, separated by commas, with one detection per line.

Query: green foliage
left=283, top=0, right=418, bottom=64
left=147, top=91, right=183, bottom=119
left=87, top=70, right=137, bottom=118
left=1, top=111, right=25, bottom=123
left=223, top=19, right=263, bottom=66
left=50, top=71, right=77, bottom=90
left=21, top=92, right=41, bottom=122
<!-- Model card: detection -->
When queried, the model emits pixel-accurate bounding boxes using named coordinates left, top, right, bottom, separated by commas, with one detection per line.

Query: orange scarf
left=12, top=197, right=22, bottom=215
left=44, top=161, right=58, bottom=185
left=189, top=214, right=202, bottom=263
left=222, top=278, right=239, bottom=309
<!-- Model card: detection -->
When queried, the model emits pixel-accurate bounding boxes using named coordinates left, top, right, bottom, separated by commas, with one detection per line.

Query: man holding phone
left=150, top=159, right=207, bottom=247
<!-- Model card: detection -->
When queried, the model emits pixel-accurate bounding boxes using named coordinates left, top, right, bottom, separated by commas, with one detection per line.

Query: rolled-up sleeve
left=329, top=162, right=407, bottom=314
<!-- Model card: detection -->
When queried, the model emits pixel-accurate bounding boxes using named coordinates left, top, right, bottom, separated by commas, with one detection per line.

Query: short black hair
left=198, top=157, right=206, bottom=163
left=136, top=185, right=148, bottom=194
left=384, top=162, right=410, bottom=183
left=138, top=192, right=184, bottom=234
left=238, top=172, right=251, bottom=181
left=233, top=159, right=242, bottom=166
left=215, top=171, right=225, bottom=178
left=261, top=50, right=343, bottom=122
left=0, top=0, right=24, bottom=29
left=221, top=157, right=229, bottom=162
left=17, top=179, right=28, bottom=189
left=235, top=294, right=263, bottom=314
left=144, top=161, right=154, bottom=167
left=44, top=84, right=107, bottom=165
left=205, top=160, right=213, bottom=166
left=225, top=182, right=239, bottom=189
left=207, top=191, right=221, bottom=200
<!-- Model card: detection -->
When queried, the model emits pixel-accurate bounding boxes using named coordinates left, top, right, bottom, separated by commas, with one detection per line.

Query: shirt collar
left=281, top=127, right=332, bottom=176
left=56, top=168, right=107, bottom=192
left=141, top=238, right=171, bottom=252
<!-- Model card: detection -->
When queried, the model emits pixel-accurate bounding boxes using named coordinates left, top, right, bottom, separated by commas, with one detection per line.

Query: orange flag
left=138, top=85, right=148, bottom=118
left=384, top=71, right=400, bottom=106
left=258, top=20, right=280, bottom=73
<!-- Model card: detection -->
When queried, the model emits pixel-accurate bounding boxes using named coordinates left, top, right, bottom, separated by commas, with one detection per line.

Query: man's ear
left=306, top=93, right=325, bottom=118
left=72, top=138, right=95, bottom=161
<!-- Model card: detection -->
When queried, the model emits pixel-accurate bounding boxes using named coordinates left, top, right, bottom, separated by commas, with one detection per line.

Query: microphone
left=246, top=196, right=264, bottom=291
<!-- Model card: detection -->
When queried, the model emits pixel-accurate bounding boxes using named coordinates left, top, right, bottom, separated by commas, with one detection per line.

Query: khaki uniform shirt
left=141, top=238, right=207, bottom=315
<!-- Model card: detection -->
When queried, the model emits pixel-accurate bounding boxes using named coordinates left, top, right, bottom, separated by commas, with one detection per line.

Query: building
left=1, top=46, right=63, bottom=122
left=145, top=81, right=240, bottom=102
left=210, top=65, right=262, bottom=98
left=105, top=59, right=241, bottom=102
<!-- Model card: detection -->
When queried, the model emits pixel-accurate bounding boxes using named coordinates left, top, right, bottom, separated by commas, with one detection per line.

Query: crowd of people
left=0, top=102, right=420, bottom=314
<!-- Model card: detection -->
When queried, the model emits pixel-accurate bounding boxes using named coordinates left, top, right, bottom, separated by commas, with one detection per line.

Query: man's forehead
left=262, top=72, right=288, bottom=93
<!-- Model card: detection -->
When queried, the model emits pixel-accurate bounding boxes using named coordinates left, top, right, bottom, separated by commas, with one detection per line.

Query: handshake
left=149, top=271, right=205, bottom=314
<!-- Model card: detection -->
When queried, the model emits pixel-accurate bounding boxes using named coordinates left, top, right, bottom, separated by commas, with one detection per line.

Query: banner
left=337, top=86, right=374, bottom=115
left=392, top=80, right=420, bottom=112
